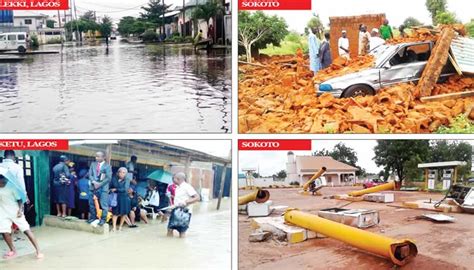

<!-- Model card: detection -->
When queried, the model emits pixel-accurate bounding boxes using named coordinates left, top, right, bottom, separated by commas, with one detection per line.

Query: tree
left=404, top=155, right=424, bottom=184
left=313, top=143, right=366, bottom=176
left=118, top=16, right=136, bottom=36
left=429, top=141, right=472, bottom=181
left=140, top=0, right=171, bottom=34
left=307, top=14, right=324, bottom=39
left=238, top=11, right=288, bottom=62
left=192, top=0, right=224, bottom=32
left=425, top=0, right=447, bottom=25
left=100, top=16, right=113, bottom=47
left=274, top=170, right=287, bottom=179
left=46, top=19, right=55, bottom=28
left=403, top=17, right=422, bottom=28
left=466, top=19, right=474, bottom=37
left=373, top=140, right=430, bottom=187
left=435, top=11, right=459, bottom=25
left=81, top=10, right=97, bottom=22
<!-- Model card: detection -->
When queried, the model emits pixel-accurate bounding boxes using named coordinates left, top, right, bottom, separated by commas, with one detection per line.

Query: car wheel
left=18, top=46, right=26, bottom=53
left=343, top=85, right=374, bottom=98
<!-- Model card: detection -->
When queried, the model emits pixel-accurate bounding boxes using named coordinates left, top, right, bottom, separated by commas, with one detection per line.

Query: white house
left=286, top=152, right=358, bottom=186
left=13, top=11, right=48, bottom=32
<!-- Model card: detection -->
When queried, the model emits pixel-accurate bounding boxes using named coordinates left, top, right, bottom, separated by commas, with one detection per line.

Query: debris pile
left=239, top=25, right=474, bottom=134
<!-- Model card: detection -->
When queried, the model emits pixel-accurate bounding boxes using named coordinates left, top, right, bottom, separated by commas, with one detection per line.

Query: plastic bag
left=109, top=193, right=118, bottom=207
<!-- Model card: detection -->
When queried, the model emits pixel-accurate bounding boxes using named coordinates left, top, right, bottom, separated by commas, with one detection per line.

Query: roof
left=296, top=156, right=358, bottom=173
left=418, top=161, right=467, bottom=168
left=13, top=11, right=48, bottom=18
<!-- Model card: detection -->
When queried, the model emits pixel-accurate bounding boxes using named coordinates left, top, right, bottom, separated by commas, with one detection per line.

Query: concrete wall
left=14, top=17, right=45, bottom=32
left=329, top=14, right=385, bottom=59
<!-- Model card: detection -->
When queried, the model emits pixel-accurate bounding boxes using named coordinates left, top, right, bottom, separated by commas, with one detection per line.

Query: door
left=0, top=35, right=7, bottom=50
left=379, top=43, right=431, bottom=88
left=7, top=34, right=17, bottom=50
left=17, top=154, right=37, bottom=226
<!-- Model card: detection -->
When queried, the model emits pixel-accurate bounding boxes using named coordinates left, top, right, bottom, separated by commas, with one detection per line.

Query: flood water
left=0, top=40, right=231, bottom=133
left=0, top=200, right=231, bottom=269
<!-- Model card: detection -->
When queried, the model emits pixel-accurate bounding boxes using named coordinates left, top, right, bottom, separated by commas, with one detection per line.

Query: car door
left=0, top=35, right=7, bottom=50
left=7, top=34, right=17, bottom=50
left=379, top=43, right=431, bottom=88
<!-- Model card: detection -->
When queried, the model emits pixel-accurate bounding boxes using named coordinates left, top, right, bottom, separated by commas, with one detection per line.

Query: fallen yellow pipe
left=284, top=209, right=417, bottom=266
left=238, top=189, right=270, bottom=205
left=303, top=167, right=327, bottom=191
left=348, top=181, right=395, bottom=197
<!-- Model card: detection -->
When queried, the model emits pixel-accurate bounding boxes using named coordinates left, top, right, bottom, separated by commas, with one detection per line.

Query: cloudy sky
left=264, top=0, right=473, bottom=33
left=158, top=140, right=231, bottom=159
left=239, top=140, right=474, bottom=176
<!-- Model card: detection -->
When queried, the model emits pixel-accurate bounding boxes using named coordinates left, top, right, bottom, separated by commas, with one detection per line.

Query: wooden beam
left=417, top=28, right=456, bottom=97
left=420, top=89, right=474, bottom=102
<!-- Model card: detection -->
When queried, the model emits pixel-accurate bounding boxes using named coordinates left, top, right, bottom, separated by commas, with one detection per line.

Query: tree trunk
left=245, top=44, right=252, bottom=63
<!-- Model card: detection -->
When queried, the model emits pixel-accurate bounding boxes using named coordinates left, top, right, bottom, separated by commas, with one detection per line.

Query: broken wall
left=329, top=14, right=386, bottom=60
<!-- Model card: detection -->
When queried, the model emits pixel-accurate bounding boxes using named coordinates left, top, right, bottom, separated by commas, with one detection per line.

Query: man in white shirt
left=338, top=30, right=350, bottom=59
left=0, top=150, right=28, bottom=203
left=167, top=172, right=199, bottom=238
left=369, top=28, right=385, bottom=52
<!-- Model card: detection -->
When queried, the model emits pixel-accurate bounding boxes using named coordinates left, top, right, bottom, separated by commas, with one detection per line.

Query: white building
left=13, top=11, right=48, bottom=32
left=286, top=152, right=358, bottom=186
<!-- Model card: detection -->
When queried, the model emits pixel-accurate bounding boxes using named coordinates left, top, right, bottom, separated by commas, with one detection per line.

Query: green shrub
left=30, top=34, right=39, bottom=48
left=142, top=30, right=158, bottom=42
left=436, top=115, right=474, bottom=133
left=46, top=37, right=63, bottom=44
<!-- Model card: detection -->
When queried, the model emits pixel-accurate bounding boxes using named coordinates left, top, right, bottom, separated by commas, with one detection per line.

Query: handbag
left=149, top=190, right=160, bottom=207
left=109, top=193, right=118, bottom=207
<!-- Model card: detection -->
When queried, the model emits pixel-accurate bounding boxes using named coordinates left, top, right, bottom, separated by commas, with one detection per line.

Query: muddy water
left=0, top=200, right=231, bottom=269
left=0, top=40, right=231, bottom=133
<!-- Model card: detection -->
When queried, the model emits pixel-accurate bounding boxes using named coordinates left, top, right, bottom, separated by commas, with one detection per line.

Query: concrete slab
left=248, top=201, right=274, bottom=217
left=43, top=215, right=109, bottom=235
left=251, top=216, right=325, bottom=243
left=364, top=193, right=395, bottom=203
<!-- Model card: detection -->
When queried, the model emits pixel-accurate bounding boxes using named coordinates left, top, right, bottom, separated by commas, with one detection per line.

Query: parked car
left=363, top=179, right=385, bottom=189
left=0, top=32, right=28, bottom=53
left=315, top=40, right=456, bottom=98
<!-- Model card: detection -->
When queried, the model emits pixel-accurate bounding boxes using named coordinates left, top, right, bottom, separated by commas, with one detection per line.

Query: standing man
left=125, top=155, right=138, bottom=186
left=359, top=25, right=371, bottom=56
left=308, top=27, right=321, bottom=76
left=167, top=172, right=199, bottom=238
left=319, top=32, right=332, bottom=69
left=0, top=150, right=28, bottom=203
left=338, top=30, right=350, bottom=59
left=52, top=155, right=71, bottom=218
left=380, top=19, right=393, bottom=40
left=87, top=151, right=112, bottom=226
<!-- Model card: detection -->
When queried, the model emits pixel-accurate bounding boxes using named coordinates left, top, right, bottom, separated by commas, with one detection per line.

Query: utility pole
left=57, top=11, right=62, bottom=28
left=162, top=0, right=165, bottom=37
left=182, top=0, right=186, bottom=37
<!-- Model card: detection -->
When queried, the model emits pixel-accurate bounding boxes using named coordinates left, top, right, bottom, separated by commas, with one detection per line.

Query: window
left=18, top=34, right=26, bottom=40
left=389, top=43, right=431, bottom=66
left=24, top=19, right=33, bottom=25
left=8, top=35, right=16, bottom=41
left=0, top=35, right=6, bottom=41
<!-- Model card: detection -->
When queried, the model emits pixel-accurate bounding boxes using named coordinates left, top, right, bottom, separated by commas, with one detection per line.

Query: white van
left=0, top=32, right=28, bottom=53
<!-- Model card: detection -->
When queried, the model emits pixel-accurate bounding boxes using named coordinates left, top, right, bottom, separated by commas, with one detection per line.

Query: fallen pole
left=348, top=181, right=395, bottom=197
left=302, top=167, right=327, bottom=192
left=420, top=89, right=474, bottom=103
left=284, top=209, right=418, bottom=266
left=238, top=189, right=270, bottom=205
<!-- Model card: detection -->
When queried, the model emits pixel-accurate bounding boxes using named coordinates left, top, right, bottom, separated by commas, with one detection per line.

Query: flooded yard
left=0, top=40, right=231, bottom=133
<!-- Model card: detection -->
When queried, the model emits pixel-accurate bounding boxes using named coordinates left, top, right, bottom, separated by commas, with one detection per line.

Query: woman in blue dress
left=110, top=167, right=131, bottom=232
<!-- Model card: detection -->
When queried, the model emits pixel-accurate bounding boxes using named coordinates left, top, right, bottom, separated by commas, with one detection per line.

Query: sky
left=157, top=140, right=231, bottom=159
left=263, top=0, right=473, bottom=33
left=239, top=140, right=474, bottom=177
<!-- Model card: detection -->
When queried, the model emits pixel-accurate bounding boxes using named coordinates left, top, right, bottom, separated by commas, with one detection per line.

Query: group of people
left=308, top=19, right=394, bottom=75
left=0, top=149, right=201, bottom=260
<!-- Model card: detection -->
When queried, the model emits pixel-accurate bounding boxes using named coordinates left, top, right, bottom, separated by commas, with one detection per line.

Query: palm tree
left=192, top=0, right=224, bottom=38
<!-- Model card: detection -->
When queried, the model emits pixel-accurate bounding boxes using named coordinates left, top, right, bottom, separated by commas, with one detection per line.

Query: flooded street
left=0, top=40, right=231, bottom=133
left=0, top=199, right=231, bottom=269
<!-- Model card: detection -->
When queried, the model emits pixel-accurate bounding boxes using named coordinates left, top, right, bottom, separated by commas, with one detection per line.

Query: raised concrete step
left=43, top=215, right=109, bottom=235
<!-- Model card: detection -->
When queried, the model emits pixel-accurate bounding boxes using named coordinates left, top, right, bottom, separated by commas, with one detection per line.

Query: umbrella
left=0, top=167, right=27, bottom=203
left=147, top=169, right=173, bottom=185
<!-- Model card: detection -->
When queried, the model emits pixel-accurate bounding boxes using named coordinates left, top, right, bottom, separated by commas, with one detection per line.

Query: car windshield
left=371, top=45, right=397, bottom=67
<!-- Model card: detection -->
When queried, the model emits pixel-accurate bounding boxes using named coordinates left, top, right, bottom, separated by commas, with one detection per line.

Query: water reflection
left=0, top=40, right=231, bottom=133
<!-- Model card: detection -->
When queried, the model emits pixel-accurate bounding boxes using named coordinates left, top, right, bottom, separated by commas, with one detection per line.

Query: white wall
left=14, top=17, right=45, bottom=32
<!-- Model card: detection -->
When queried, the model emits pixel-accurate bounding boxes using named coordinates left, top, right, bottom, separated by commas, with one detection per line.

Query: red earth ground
left=239, top=187, right=473, bottom=270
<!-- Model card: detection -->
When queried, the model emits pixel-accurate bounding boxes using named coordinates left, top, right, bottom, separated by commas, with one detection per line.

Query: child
left=0, top=168, right=43, bottom=259
left=76, top=169, right=90, bottom=220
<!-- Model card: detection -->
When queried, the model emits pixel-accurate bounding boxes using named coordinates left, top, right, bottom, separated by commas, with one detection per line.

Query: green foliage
left=273, top=170, right=287, bottom=179
left=140, top=0, right=171, bottom=28
left=404, top=155, right=424, bottom=182
left=313, top=142, right=366, bottom=176
left=99, top=16, right=113, bottom=38
left=46, top=19, right=55, bottom=28
left=118, top=17, right=154, bottom=36
left=261, top=32, right=308, bottom=56
left=466, top=19, right=474, bottom=37
left=81, top=10, right=96, bottom=22
left=425, top=0, right=447, bottom=24
left=238, top=11, right=289, bottom=61
left=142, top=29, right=158, bottom=42
left=307, top=14, right=324, bottom=38
left=436, top=115, right=474, bottom=133
left=46, top=37, right=63, bottom=44
left=403, top=17, right=423, bottom=28
left=373, top=140, right=431, bottom=183
left=192, top=0, right=224, bottom=23
left=30, top=34, right=39, bottom=48
left=429, top=140, right=472, bottom=180
left=435, top=11, right=459, bottom=25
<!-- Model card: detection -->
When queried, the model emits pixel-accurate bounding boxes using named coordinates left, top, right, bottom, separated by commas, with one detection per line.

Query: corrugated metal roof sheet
left=451, top=37, right=474, bottom=74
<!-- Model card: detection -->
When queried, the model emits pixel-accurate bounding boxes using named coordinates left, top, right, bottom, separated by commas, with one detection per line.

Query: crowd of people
left=0, top=149, right=201, bottom=260
left=308, top=19, right=394, bottom=76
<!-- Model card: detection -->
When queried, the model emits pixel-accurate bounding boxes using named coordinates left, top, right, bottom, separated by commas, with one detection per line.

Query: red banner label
left=239, top=140, right=311, bottom=151
left=0, top=0, right=69, bottom=10
left=0, top=140, right=69, bottom=150
left=238, top=0, right=312, bottom=10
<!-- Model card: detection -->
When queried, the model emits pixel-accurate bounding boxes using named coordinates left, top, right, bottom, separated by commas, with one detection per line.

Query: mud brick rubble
left=239, top=25, right=474, bottom=133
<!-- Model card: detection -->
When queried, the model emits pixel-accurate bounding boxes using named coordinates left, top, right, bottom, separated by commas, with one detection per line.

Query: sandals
left=3, top=251, right=17, bottom=259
